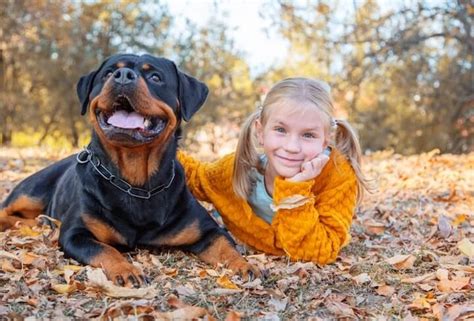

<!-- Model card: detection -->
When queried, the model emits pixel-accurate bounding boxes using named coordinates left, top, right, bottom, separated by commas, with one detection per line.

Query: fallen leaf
left=51, top=282, right=77, bottom=294
left=418, top=283, right=434, bottom=291
left=376, top=284, right=395, bottom=297
left=325, top=301, right=356, bottom=318
left=437, top=276, right=470, bottom=292
left=363, top=219, right=386, bottom=235
left=1, top=259, right=17, bottom=272
left=163, top=267, right=178, bottom=277
left=210, top=288, right=243, bottom=295
left=440, top=264, right=474, bottom=273
left=225, top=310, right=242, bottom=321
left=408, top=294, right=431, bottom=310
left=19, top=252, right=42, bottom=265
left=167, top=295, right=186, bottom=308
left=175, top=284, right=196, bottom=297
left=435, top=268, right=449, bottom=280
left=149, top=254, right=163, bottom=268
left=452, top=214, right=468, bottom=227
left=434, top=185, right=457, bottom=202
left=242, top=277, right=262, bottom=289
left=257, top=312, right=281, bottom=321
left=64, top=268, right=75, bottom=284
left=457, top=238, right=474, bottom=257
left=246, top=253, right=267, bottom=262
left=17, top=226, right=41, bottom=237
left=437, top=215, right=452, bottom=238
left=0, top=250, right=19, bottom=261
left=206, top=269, right=220, bottom=277
left=431, top=303, right=445, bottom=319
left=63, top=265, right=82, bottom=272
left=27, top=298, right=38, bottom=307
left=443, top=304, right=474, bottom=320
left=268, top=297, right=288, bottom=312
left=160, top=306, right=208, bottom=320
left=385, top=254, right=416, bottom=269
left=352, top=273, right=371, bottom=285
left=217, top=275, right=240, bottom=289
left=401, top=272, right=435, bottom=283
left=439, top=255, right=463, bottom=265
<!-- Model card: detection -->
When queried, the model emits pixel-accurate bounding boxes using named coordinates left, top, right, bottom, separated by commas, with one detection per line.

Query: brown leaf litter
left=0, top=148, right=473, bottom=320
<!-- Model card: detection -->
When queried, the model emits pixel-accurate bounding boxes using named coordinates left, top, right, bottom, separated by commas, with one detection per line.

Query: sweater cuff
left=273, top=176, right=315, bottom=203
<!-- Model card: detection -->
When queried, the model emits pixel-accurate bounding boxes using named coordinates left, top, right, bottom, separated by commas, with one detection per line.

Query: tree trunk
left=1, top=129, right=12, bottom=146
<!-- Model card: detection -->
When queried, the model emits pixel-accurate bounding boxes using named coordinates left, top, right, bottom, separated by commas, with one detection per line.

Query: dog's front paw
left=227, top=257, right=261, bottom=280
left=102, top=262, right=148, bottom=288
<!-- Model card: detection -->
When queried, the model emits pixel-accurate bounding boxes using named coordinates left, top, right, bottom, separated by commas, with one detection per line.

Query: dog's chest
left=111, top=193, right=172, bottom=227
left=98, top=194, right=175, bottom=248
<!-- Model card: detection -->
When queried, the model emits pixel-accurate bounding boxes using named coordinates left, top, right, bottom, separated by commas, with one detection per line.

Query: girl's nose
left=284, top=135, right=301, bottom=153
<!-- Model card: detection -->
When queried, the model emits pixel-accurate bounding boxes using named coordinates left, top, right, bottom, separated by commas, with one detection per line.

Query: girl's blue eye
left=303, top=133, right=317, bottom=139
left=274, top=127, right=285, bottom=133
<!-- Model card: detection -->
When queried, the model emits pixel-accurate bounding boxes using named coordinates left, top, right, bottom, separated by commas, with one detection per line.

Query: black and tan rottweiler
left=0, top=53, right=257, bottom=287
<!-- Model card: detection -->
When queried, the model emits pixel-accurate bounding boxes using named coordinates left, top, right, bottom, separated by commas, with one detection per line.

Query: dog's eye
left=150, top=73, right=161, bottom=83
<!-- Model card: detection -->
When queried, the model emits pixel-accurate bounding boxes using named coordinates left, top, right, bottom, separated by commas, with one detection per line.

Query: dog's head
left=77, top=54, right=208, bottom=147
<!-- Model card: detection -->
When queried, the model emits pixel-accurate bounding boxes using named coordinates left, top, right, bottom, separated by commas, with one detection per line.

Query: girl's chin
left=275, top=167, right=301, bottom=179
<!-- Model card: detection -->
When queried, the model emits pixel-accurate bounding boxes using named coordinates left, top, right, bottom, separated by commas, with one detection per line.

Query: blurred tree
left=2, top=0, right=471, bottom=154
left=263, top=0, right=473, bottom=153
left=0, top=0, right=172, bottom=147
left=174, top=11, right=258, bottom=156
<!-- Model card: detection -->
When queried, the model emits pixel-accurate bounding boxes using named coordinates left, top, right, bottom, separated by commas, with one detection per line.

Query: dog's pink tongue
left=108, top=110, right=144, bottom=129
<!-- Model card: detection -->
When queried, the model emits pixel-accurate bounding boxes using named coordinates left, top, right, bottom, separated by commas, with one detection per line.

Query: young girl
left=178, top=77, right=369, bottom=264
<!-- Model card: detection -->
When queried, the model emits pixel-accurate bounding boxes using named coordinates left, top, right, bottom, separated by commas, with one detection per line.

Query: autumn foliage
left=0, top=147, right=472, bottom=319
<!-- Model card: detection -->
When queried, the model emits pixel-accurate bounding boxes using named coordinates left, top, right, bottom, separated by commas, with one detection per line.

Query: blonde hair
left=233, top=77, right=370, bottom=203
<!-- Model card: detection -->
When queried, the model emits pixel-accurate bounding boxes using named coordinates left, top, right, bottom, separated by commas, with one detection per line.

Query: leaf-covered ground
left=0, top=147, right=473, bottom=320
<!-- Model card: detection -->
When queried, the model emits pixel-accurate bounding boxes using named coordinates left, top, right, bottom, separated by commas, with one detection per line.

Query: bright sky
left=166, top=0, right=430, bottom=75
left=167, top=0, right=289, bottom=75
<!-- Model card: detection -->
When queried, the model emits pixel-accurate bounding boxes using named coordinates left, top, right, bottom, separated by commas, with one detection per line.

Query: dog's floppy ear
left=77, top=57, right=111, bottom=115
left=77, top=70, right=97, bottom=115
left=175, top=66, right=209, bottom=121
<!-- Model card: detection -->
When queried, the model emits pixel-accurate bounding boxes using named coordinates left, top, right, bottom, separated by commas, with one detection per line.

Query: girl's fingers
left=301, top=161, right=313, bottom=173
left=289, top=154, right=330, bottom=182
left=307, top=154, right=329, bottom=173
left=319, top=154, right=330, bottom=168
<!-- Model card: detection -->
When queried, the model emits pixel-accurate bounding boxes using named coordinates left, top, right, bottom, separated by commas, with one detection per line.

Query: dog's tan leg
left=0, top=195, right=44, bottom=230
left=198, top=235, right=261, bottom=278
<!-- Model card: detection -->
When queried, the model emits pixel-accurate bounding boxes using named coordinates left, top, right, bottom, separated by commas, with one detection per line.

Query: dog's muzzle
left=96, top=94, right=167, bottom=144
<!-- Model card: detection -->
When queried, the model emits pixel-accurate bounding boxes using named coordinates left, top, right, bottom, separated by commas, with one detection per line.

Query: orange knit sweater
left=177, top=149, right=357, bottom=264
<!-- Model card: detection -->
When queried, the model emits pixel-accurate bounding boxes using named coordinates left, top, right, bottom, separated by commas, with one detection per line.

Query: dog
left=0, top=53, right=258, bottom=287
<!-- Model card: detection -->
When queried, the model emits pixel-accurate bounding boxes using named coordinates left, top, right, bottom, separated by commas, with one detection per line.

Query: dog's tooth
left=144, top=118, right=152, bottom=129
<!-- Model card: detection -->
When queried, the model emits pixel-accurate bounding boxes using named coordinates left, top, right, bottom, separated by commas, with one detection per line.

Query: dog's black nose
left=113, top=68, right=137, bottom=85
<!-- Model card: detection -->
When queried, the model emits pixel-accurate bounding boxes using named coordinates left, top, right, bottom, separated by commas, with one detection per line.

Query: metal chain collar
left=76, top=148, right=175, bottom=200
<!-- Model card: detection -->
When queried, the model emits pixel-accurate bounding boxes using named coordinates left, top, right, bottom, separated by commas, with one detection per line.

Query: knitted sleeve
left=176, top=150, right=234, bottom=203
left=270, top=158, right=357, bottom=264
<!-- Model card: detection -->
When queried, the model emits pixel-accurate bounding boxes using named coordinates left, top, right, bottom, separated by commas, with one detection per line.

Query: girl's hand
left=287, top=153, right=330, bottom=182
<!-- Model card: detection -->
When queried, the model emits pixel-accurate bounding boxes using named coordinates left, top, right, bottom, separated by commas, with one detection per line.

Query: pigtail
left=233, top=110, right=260, bottom=199
left=334, top=119, right=372, bottom=203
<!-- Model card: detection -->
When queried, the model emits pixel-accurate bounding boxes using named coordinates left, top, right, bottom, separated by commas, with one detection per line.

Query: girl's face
left=256, top=100, right=328, bottom=181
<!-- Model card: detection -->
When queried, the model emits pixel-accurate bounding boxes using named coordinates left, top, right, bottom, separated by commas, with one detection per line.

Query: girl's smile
left=274, top=154, right=304, bottom=166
